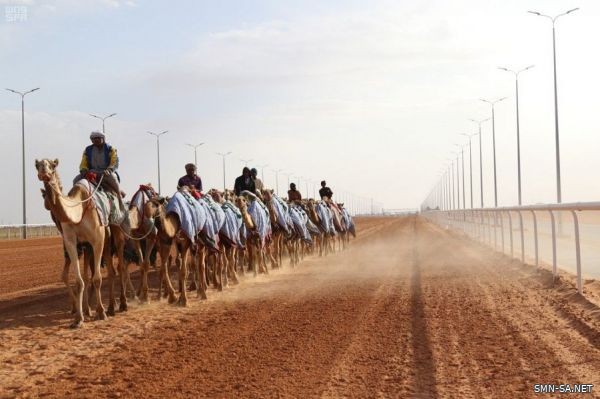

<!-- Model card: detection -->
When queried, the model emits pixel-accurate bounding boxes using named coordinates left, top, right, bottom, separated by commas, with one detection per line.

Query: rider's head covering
left=250, top=168, right=258, bottom=175
left=321, top=180, right=326, bottom=186
left=290, top=183, right=296, bottom=189
left=90, top=131, right=105, bottom=140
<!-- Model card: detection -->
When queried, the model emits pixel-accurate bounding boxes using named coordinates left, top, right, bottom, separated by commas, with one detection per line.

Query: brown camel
left=36, top=158, right=109, bottom=328
left=144, top=197, right=204, bottom=305
left=235, top=195, right=268, bottom=276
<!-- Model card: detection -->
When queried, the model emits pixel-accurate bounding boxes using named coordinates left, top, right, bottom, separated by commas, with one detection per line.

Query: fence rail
left=0, top=224, right=60, bottom=240
left=423, top=202, right=600, bottom=295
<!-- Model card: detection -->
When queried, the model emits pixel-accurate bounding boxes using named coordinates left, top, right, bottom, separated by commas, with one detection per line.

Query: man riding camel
left=74, top=130, right=126, bottom=213
left=287, top=183, right=302, bottom=202
left=234, top=167, right=256, bottom=196
left=178, top=163, right=203, bottom=197
left=319, top=180, right=333, bottom=200
left=251, top=168, right=264, bottom=193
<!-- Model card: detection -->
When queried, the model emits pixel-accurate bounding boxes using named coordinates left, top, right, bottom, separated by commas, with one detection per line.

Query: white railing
left=0, top=224, right=60, bottom=240
left=423, top=202, right=600, bottom=295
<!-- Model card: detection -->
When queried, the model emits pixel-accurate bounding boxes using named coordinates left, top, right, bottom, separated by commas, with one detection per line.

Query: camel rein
left=48, top=174, right=106, bottom=207
left=117, top=217, right=157, bottom=241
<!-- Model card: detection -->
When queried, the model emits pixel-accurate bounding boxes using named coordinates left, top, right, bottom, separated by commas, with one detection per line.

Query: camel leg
left=158, top=243, right=177, bottom=303
left=64, top=233, right=85, bottom=328
left=111, top=229, right=129, bottom=312
left=139, top=237, right=155, bottom=303
left=177, top=242, right=190, bottom=307
left=103, top=235, right=117, bottom=317
left=82, top=247, right=93, bottom=317
left=196, top=245, right=207, bottom=300
left=90, top=230, right=107, bottom=321
left=62, top=256, right=77, bottom=314
left=227, top=247, right=239, bottom=285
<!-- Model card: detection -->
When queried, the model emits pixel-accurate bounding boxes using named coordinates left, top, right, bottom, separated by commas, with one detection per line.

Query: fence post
left=507, top=211, right=514, bottom=258
left=517, top=210, right=525, bottom=263
left=571, top=210, right=582, bottom=294
left=549, top=210, right=557, bottom=278
left=530, top=210, right=538, bottom=267
left=499, top=211, right=505, bottom=254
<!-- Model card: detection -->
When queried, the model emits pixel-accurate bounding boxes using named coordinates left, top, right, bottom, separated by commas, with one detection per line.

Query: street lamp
left=240, top=158, right=253, bottom=167
left=283, top=172, right=293, bottom=192
left=217, top=151, right=232, bottom=191
left=528, top=8, right=578, bottom=204
left=272, top=168, right=283, bottom=195
left=498, top=65, right=534, bottom=205
left=256, top=163, right=268, bottom=184
left=89, top=112, right=117, bottom=134
left=147, top=130, right=168, bottom=194
left=469, top=118, right=490, bottom=207
left=6, top=87, right=40, bottom=239
left=454, top=144, right=466, bottom=209
left=185, top=142, right=205, bottom=170
left=480, top=97, right=507, bottom=207
left=461, top=133, right=477, bottom=208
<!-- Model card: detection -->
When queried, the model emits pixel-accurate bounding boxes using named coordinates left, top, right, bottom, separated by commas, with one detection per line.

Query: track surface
left=1, top=217, right=600, bottom=398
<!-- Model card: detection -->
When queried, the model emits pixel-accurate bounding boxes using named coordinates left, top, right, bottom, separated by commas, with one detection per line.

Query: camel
left=235, top=193, right=270, bottom=276
left=324, top=198, right=347, bottom=251
left=126, top=185, right=160, bottom=303
left=261, top=189, right=286, bottom=269
left=36, top=158, right=109, bottom=328
left=209, top=189, right=242, bottom=288
left=143, top=194, right=197, bottom=305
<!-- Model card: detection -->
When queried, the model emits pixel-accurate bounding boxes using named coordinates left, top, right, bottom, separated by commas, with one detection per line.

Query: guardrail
left=0, top=224, right=60, bottom=240
left=423, top=202, right=600, bottom=295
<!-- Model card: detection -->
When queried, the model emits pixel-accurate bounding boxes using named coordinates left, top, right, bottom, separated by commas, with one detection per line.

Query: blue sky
left=1, top=0, right=600, bottom=224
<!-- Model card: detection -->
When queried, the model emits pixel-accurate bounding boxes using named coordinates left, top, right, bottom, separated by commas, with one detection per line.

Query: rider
left=178, top=163, right=203, bottom=196
left=287, top=183, right=302, bottom=202
left=234, top=167, right=256, bottom=196
left=251, top=168, right=264, bottom=193
left=75, top=130, right=126, bottom=212
left=318, top=180, right=333, bottom=200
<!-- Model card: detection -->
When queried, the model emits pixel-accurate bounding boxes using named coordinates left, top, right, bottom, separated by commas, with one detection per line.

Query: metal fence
left=423, top=202, right=600, bottom=295
left=0, top=224, right=60, bottom=240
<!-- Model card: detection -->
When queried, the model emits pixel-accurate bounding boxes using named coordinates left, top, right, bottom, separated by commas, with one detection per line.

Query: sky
left=1, top=0, right=599, bottom=224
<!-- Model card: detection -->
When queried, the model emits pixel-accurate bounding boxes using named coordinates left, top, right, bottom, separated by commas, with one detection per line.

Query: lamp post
left=528, top=8, right=578, bottom=204
left=185, top=142, right=205, bottom=170
left=272, top=168, right=283, bottom=195
left=469, top=118, right=490, bottom=207
left=217, top=151, right=232, bottom=191
left=455, top=144, right=466, bottom=209
left=461, top=133, right=476, bottom=208
left=89, top=112, right=117, bottom=134
left=454, top=152, right=461, bottom=209
left=6, top=87, right=40, bottom=239
left=480, top=97, right=507, bottom=207
left=498, top=65, right=534, bottom=205
left=283, top=172, right=293, bottom=192
left=240, top=158, right=253, bottom=167
left=147, top=130, right=168, bottom=194
left=256, top=163, right=268, bottom=185
left=448, top=160, right=455, bottom=210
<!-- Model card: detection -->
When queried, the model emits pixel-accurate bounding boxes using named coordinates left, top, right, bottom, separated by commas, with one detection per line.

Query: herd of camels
left=35, top=158, right=356, bottom=328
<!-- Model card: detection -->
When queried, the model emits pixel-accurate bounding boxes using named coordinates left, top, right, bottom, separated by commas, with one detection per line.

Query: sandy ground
left=1, top=216, right=600, bottom=398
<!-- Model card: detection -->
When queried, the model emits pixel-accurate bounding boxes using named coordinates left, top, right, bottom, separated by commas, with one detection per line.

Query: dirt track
left=1, top=217, right=600, bottom=398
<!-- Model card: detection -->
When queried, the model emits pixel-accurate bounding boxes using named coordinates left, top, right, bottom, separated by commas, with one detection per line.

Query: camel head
left=223, top=189, right=236, bottom=202
left=262, top=189, right=274, bottom=202
left=35, top=158, right=59, bottom=183
left=235, top=196, right=248, bottom=212
left=144, top=196, right=166, bottom=220
left=209, top=189, right=224, bottom=204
